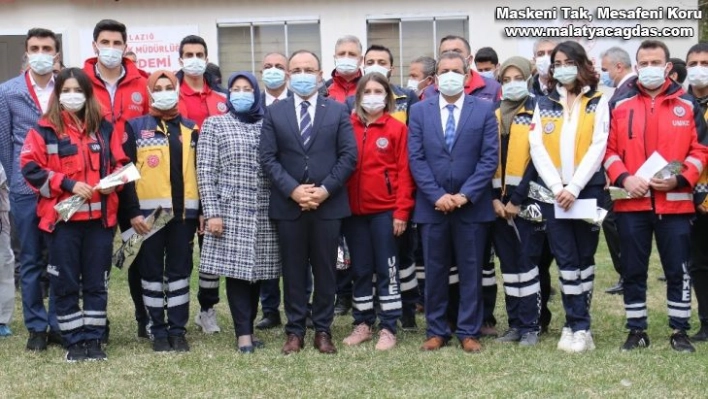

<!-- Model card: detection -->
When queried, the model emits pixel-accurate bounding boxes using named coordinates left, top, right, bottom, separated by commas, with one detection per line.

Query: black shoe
left=238, top=345, right=254, bottom=354
left=47, top=330, right=64, bottom=347
left=670, top=331, right=696, bottom=353
left=255, top=312, right=282, bottom=330
left=253, top=338, right=265, bottom=349
left=85, top=339, right=107, bottom=361
left=691, top=324, right=708, bottom=342
left=26, top=331, right=48, bottom=351
left=621, top=330, right=650, bottom=351
left=400, top=314, right=418, bottom=332
left=605, top=279, right=623, bottom=295
left=334, top=296, right=352, bottom=316
left=65, top=342, right=87, bottom=363
left=137, top=321, right=149, bottom=340
left=169, top=335, right=190, bottom=352
left=152, top=337, right=171, bottom=352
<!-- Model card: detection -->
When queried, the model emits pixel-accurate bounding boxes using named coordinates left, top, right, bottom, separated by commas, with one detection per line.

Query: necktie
left=444, top=104, right=456, bottom=151
left=300, top=101, right=312, bottom=145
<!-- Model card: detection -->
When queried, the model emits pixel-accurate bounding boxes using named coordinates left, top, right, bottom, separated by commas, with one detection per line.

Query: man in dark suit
left=599, top=46, right=636, bottom=295
left=408, top=51, right=498, bottom=353
left=260, top=50, right=358, bottom=355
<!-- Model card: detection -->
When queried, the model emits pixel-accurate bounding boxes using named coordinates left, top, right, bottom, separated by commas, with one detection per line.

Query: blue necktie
left=300, top=101, right=312, bottom=146
left=444, top=104, right=456, bottom=151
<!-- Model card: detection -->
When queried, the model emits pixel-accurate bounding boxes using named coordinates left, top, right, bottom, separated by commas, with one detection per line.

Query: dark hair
left=354, top=73, right=396, bottom=123
left=687, top=43, right=708, bottom=60
left=206, top=62, right=222, bottom=82
left=179, top=35, right=208, bottom=58
left=475, top=47, right=498, bottom=65
left=46, top=68, right=103, bottom=136
left=25, top=28, right=60, bottom=53
left=669, top=57, right=687, bottom=84
left=365, top=44, right=394, bottom=66
left=436, top=51, right=470, bottom=75
left=636, top=40, right=670, bottom=62
left=439, top=35, right=471, bottom=55
left=289, top=50, right=321, bottom=70
left=549, top=41, right=598, bottom=94
left=93, top=19, right=127, bottom=43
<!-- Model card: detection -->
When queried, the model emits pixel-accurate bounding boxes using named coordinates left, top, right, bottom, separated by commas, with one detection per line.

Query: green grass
left=0, top=235, right=707, bottom=398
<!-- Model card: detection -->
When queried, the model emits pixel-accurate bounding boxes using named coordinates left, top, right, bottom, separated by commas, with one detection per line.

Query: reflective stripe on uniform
left=604, top=155, right=621, bottom=170
left=686, top=156, right=704, bottom=174
left=167, top=293, right=189, bottom=308
left=503, top=282, right=540, bottom=297
left=666, top=193, right=693, bottom=201
left=502, top=267, right=538, bottom=284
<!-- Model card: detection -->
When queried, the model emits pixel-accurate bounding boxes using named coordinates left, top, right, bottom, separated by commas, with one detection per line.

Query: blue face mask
left=600, top=71, right=615, bottom=88
left=501, top=80, right=529, bottom=101
left=479, top=70, right=496, bottom=80
left=553, top=66, right=578, bottom=85
left=638, top=65, right=667, bottom=90
left=230, top=92, right=255, bottom=112
left=262, top=67, right=286, bottom=90
left=289, top=73, right=318, bottom=97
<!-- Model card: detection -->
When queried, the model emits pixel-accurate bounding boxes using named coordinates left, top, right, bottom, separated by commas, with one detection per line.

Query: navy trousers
left=420, top=218, right=490, bottom=340
left=541, top=185, right=602, bottom=332
left=139, top=219, right=197, bottom=339
left=616, top=212, right=692, bottom=331
left=10, top=193, right=58, bottom=333
left=398, top=225, right=419, bottom=320
left=690, top=213, right=708, bottom=324
left=47, top=220, right=112, bottom=346
left=492, top=217, right=543, bottom=333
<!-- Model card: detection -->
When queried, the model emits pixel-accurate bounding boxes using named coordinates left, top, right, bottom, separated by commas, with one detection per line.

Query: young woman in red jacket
left=341, top=72, right=415, bottom=350
left=20, top=68, right=128, bottom=363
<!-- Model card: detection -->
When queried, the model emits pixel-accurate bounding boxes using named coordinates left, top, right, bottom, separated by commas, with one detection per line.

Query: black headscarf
left=226, top=71, right=265, bottom=124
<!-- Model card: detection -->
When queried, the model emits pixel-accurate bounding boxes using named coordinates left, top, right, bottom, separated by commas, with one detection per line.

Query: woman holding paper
left=528, top=41, right=610, bottom=353
left=197, top=71, right=280, bottom=354
left=121, top=70, right=201, bottom=353
left=20, top=67, right=128, bottom=362
left=491, top=57, right=544, bottom=347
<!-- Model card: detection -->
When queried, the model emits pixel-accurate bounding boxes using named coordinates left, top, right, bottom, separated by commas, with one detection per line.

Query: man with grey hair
left=407, top=56, right=436, bottom=98
left=325, top=35, right=364, bottom=103
left=599, top=46, right=635, bottom=296
left=531, top=38, right=558, bottom=96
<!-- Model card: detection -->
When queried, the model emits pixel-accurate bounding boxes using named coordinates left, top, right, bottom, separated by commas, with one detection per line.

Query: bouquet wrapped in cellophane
left=54, top=163, right=140, bottom=222
left=112, top=206, right=174, bottom=270
left=610, top=161, right=684, bottom=201
left=528, top=182, right=607, bottom=226
left=518, top=203, right=543, bottom=223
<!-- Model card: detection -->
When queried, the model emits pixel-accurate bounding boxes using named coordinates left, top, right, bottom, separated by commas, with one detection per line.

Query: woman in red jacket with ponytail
left=341, top=72, right=415, bottom=351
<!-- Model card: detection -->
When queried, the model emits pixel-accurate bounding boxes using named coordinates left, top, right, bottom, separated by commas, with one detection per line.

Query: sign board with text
left=80, top=25, right=199, bottom=73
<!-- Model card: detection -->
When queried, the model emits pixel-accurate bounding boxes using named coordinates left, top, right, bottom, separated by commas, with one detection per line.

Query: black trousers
left=538, top=232, right=554, bottom=329
left=691, top=213, right=708, bottom=324
left=601, top=190, right=622, bottom=275
left=278, top=213, right=341, bottom=337
left=225, top=278, right=261, bottom=337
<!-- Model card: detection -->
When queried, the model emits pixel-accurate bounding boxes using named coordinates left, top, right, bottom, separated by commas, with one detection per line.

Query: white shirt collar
left=557, top=85, right=591, bottom=98
left=28, top=71, right=55, bottom=90
left=617, top=72, right=637, bottom=88
left=94, top=63, right=126, bottom=84
left=265, top=89, right=288, bottom=104
left=438, top=92, right=465, bottom=110
left=295, top=92, right=318, bottom=108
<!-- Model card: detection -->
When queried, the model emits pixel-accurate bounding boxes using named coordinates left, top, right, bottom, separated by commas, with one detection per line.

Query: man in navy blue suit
left=260, top=50, right=358, bottom=355
left=408, top=51, right=498, bottom=353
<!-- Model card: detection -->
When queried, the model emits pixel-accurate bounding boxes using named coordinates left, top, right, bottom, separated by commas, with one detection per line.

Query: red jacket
left=605, top=79, right=708, bottom=214
left=83, top=57, right=149, bottom=142
left=20, top=113, right=128, bottom=232
left=178, top=78, right=228, bottom=127
left=325, top=70, right=362, bottom=103
left=346, top=113, right=415, bottom=220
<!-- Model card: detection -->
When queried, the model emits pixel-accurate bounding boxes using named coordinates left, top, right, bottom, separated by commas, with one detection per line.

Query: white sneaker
left=570, top=330, right=595, bottom=353
left=195, top=308, right=221, bottom=334
left=557, top=327, right=573, bottom=352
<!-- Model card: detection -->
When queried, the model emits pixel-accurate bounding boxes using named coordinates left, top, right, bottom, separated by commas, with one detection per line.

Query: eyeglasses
left=552, top=60, right=577, bottom=68
left=289, top=68, right=319, bottom=75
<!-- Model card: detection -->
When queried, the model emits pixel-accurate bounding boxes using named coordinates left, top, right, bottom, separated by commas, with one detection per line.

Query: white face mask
left=361, top=94, right=386, bottom=113
left=364, top=64, right=390, bottom=77
left=687, top=66, right=708, bottom=88
left=406, top=78, right=421, bottom=93
left=536, top=56, right=551, bottom=77
left=97, top=47, right=123, bottom=69
left=182, top=57, right=207, bottom=77
left=59, top=92, right=86, bottom=111
left=27, top=53, right=54, bottom=76
left=151, top=90, right=179, bottom=110
left=437, top=71, right=466, bottom=96
left=637, top=65, right=667, bottom=90
left=334, top=57, right=359, bottom=75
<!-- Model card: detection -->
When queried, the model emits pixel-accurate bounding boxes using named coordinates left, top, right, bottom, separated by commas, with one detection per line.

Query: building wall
left=0, top=0, right=699, bottom=76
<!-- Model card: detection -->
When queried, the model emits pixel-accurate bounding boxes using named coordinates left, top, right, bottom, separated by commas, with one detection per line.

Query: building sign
left=80, top=25, right=199, bottom=73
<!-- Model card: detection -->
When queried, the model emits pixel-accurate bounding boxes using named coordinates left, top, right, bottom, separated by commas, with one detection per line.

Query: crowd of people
left=1, top=18, right=708, bottom=363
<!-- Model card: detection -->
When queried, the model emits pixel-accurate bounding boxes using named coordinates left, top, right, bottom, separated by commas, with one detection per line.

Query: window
left=367, top=17, right=468, bottom=86
left=217, top=20, right=321, bottom=83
